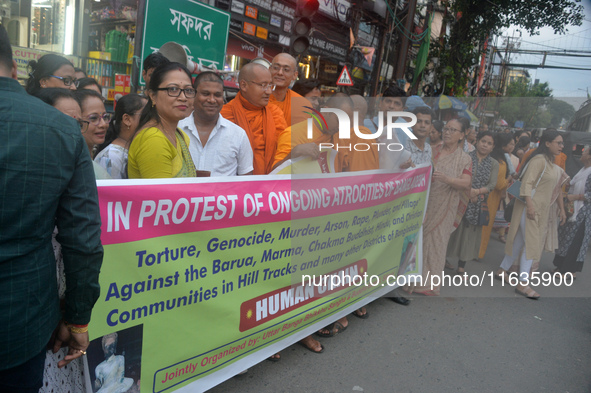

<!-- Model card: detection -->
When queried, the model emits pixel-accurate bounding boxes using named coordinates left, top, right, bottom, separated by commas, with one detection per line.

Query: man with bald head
left=220, top=62, right=288, bottom=174
left=269, top=53, right=308, bottom=126
left=178, top=72, right=253, bottom=176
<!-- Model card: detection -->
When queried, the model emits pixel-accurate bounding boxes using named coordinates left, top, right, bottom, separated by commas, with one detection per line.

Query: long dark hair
left=519, top=129, right=562, bottom=174
left=292, top=79, right=319, bottom=96
left=96, top=94, right=146, bottom=154
left=26, top=54, right=74, bottom=95
left=135, top=62, right=193, bottom=136
left=491, top=132, right=512, bottom=177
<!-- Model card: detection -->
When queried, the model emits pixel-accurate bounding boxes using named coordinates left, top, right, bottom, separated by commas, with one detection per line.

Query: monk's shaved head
left=270, top=53, right=298, bottom=90
left=272, top=53, right=297, bottom=70
left=323, top=92, right=354, bottom=135
left=238, top=62, right=270, bottom=84
left=350, top=94, right=368, bottom=120
left=239, top=62, right=273, bottom=107
left=324, top=92, right=354, bottom=112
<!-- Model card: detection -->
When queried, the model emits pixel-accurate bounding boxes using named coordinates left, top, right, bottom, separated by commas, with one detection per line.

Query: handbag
left=507, top=159, right=547, bottom=202
left=478, top=197, right=490, bottom=226
left=504, top=159, right=547, bottom=222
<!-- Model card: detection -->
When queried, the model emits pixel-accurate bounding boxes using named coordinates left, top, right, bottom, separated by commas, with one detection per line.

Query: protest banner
left=86, top=167, right=431, bottom=392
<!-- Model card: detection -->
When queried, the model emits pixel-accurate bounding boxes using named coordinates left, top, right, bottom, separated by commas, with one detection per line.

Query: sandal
left=267, top=352, right=281, bottom=362
left=515, top=284, right=540, bottom=300
left=298, top=337, right=324, bottom=354
left=494, top=269, right=510, bottom=282
left=351, top=307, right=369, bottom=319
left=316, top=321, right=348, bottom=337
left=444, top=260, right=454, bottom=270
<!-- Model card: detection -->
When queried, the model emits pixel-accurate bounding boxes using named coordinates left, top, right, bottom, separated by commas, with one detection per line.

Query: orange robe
left=269, top=89, right=310, bottom=127
left=221, top=92, right=288, bottom=174
left=290, top=120, right=378, bottom=172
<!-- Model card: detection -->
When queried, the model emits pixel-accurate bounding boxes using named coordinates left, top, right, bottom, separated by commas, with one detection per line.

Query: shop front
left=3, top=0, right=137, bottom=100
left=4, top=0, right=81, bottom=80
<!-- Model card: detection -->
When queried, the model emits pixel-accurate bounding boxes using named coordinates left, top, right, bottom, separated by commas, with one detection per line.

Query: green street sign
left=140, top=0, right=230, bottom=85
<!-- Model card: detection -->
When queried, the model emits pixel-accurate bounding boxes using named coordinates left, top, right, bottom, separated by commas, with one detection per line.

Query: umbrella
left=434, top=95, right=468, bottom=111
left=458, top=109, right=478, bottom=122
left=497, top=119, right=508, bottom=126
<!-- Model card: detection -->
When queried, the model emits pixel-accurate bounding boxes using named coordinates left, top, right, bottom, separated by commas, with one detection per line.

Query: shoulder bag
left=504, top=158, right=547, bottom=222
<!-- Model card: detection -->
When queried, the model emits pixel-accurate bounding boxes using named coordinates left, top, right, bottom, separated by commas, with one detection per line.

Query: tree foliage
left=498, top=80, right=553, bottom=128
left=429, top=0, right=584, bottom=96
left=547, top=99, right=576, bottom=127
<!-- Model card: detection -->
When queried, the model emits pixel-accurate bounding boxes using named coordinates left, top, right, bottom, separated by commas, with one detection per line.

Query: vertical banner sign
left=86, top=169, right=430, bottom=393
left=140, top=0, right=230, bottom=85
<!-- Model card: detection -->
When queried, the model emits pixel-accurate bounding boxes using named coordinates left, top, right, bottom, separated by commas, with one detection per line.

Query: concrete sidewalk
left=209, top=235, right=591, bottom=393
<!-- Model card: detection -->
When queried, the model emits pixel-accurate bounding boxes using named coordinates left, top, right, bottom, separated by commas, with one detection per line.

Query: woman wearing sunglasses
left=26, top=54, right=78, bottom=96
left=128, top=62, right=196, bottom=178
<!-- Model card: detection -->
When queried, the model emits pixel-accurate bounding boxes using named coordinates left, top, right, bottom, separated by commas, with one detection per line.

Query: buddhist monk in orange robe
left=290, top=93, right=379, bottom=172
left=220, top=63, right=288, bottom=174
left=291, top=93, right=378, bottom=337
left=269, top=53, right=310, bottom=128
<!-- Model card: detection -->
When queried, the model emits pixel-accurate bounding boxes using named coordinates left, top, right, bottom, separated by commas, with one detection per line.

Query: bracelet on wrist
left=64, top=321, right=89, bottom=334
left=69, top=325, right=89, bottom=334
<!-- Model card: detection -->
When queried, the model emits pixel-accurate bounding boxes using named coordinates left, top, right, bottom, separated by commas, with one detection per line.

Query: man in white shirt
left=178, top=72, right=253, bottom=176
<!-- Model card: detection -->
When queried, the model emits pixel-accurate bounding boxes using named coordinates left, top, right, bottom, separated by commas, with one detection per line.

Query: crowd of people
left=1, top=24, right=589, bottom=392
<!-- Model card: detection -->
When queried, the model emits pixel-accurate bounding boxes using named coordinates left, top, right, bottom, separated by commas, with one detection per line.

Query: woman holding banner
left=405, top=118, right=472, bottom=296
left=128, top=62, right=196, bottom=179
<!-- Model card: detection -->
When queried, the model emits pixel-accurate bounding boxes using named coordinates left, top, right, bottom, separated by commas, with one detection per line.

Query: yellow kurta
left=127, top=127, right=194, bottom=179
left=479, top=160, right=508, bottom=258
left=505, top=155, right=557, bottom=261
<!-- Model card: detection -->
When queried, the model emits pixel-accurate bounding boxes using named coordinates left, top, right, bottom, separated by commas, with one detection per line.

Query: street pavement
left=209, top=234, right=591, bottom=393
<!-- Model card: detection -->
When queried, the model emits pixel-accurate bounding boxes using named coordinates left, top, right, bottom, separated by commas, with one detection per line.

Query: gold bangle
left=69, top=325, right=89, bottom=334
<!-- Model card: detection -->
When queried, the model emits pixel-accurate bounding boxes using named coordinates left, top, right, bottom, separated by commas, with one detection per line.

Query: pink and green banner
left=86, top=167, right=431, bottom=393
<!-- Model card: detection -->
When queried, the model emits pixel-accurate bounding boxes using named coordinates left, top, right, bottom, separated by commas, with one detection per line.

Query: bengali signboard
left=86, top=168, right=430, bottom=392
left=141, top=0, right=230, bottom=85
